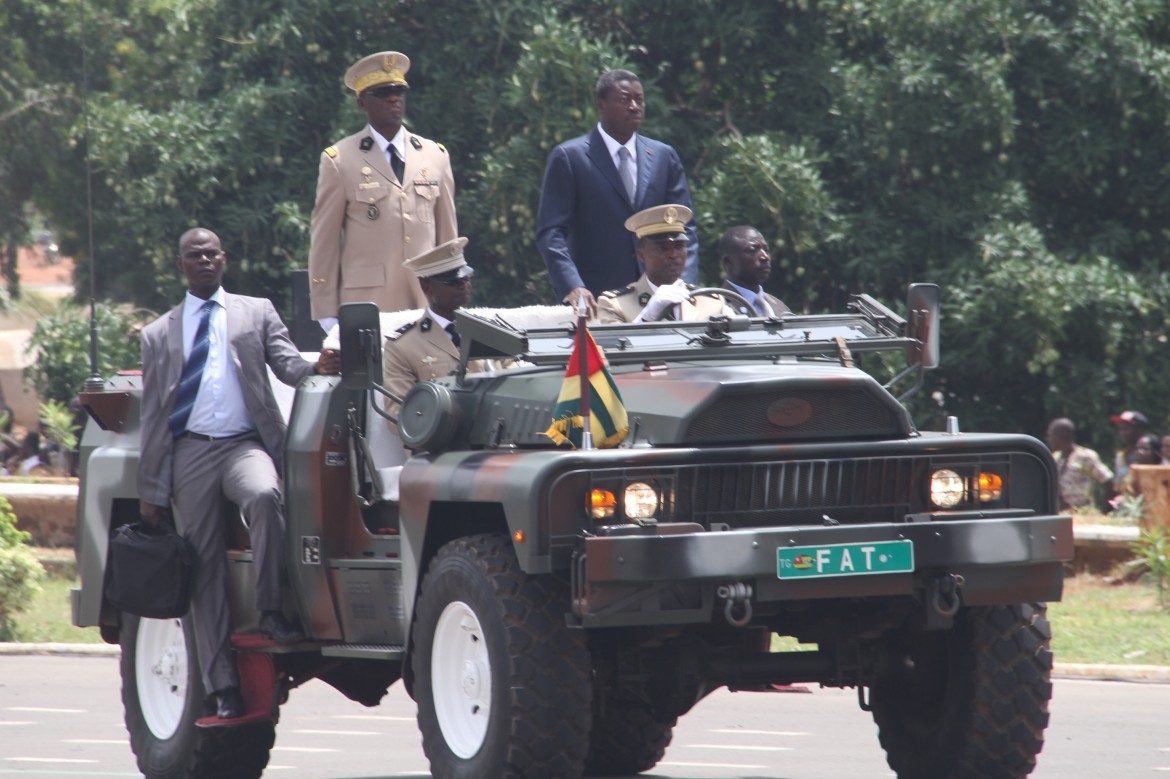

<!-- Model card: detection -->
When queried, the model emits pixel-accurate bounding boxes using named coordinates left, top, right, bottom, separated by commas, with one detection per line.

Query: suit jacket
left=536, top=127, right=698, bottom=300
left=138, top=292, right=318, bottom=506
left=309, top=127, right=457, bottom=319
left=598, top=274, right=729, bottom=324
left=721, top=280, right=792, bottom=317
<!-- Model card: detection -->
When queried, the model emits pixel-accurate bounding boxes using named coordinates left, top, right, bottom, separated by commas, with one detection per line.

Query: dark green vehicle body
left=72, top=287, right=1074, bottom=779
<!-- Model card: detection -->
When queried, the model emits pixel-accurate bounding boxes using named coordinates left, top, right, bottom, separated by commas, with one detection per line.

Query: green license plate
left=777, top=540, right=914, bottom=580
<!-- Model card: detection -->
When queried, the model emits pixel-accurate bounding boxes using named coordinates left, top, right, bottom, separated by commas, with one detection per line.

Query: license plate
left=777, top=540, right=914, bottom=580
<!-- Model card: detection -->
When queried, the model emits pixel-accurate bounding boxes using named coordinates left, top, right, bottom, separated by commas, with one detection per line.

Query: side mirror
left=905, top=283, right=940, bottom=370
left=339, top=302, right=382, bottom=389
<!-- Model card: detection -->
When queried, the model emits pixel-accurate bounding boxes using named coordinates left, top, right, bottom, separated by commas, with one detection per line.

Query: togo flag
left=543, top=328, right=629, bottom=449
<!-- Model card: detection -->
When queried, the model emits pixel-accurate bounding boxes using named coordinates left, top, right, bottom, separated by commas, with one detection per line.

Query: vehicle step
left=320, top=643, right=405, bottom=660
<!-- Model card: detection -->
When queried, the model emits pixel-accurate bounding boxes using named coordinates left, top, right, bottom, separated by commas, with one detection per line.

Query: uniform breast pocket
left=352, top=185, right=390, bottom=224
left=412, top=184, right=437, bottom=224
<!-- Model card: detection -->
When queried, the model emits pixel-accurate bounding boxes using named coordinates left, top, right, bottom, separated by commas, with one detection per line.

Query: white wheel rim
left=431, top=601, right=492, bottom=758
left=135, top=618, right=190, bottom=739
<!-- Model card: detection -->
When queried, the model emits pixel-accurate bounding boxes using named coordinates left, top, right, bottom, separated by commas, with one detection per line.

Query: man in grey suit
left=537, top=69, right=699, bottom=319
left=718, top=225, right=792, bottom=317
left=138, top=227, right=339, bottom=720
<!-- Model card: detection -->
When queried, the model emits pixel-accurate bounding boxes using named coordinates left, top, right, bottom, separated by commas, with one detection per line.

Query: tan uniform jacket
left=381, top=315, right=491, bottom=435
left=309, top=127, right=457, bottom=319
left=598, top=274, right=730, bottom=324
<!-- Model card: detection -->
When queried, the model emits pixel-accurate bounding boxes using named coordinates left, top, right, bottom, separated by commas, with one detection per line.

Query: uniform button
left=400, top=192, right=407, bottom=199
left=405, top=236, right=412, bottom=243
left=404, top=214, right=412, bottom=221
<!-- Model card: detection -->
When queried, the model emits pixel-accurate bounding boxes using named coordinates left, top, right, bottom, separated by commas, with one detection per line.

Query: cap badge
left=664, top=206, right=678, bottom=225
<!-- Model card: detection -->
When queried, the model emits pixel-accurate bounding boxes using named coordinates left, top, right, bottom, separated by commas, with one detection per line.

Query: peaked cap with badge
left=624, top=203, right=692, bottom=239
left=403, top=236, right=474, bottom=280
left=309, top=51, right=457, bottom=320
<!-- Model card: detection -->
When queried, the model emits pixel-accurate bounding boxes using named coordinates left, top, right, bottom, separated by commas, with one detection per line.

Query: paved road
left=0, top=655, right=1167, bottom=778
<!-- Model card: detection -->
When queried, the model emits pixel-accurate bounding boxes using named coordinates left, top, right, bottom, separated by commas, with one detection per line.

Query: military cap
left=404, top=237, right=473, bottom=280
left=625, top=204, right=692, bottom=240
left=345, top=51, right=411, bottom=94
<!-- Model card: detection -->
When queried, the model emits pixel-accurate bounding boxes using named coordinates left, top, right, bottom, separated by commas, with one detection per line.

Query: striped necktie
left=168, top=300, right=216, bottom=436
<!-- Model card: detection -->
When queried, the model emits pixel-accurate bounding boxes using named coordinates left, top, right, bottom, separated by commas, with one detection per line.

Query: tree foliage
left=7, top=0, right=1170, bottom=453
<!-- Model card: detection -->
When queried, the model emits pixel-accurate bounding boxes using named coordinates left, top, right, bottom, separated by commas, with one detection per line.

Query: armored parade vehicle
left=72, top=284, right=1073, bottom=779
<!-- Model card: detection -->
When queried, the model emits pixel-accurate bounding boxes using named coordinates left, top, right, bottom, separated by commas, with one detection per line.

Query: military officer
left=719, top=225, right=792, bottom=317
left=310, top=51, right=458, bottom=332
left=598, top=204, right=729, bottom=324
left=382, top=237, right=478, bottom=432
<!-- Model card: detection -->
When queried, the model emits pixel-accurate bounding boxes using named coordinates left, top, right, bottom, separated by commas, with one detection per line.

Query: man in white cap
left=598, top=204, right=728, bottom=324
left=382, top=237, right=477, bottom=430
left=310, top=51, right=457, bottom=333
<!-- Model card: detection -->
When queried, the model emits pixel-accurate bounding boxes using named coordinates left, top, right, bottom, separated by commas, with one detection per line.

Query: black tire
left=120, top=614, right=275, bottom=779
left=413, top=533, right=592, bottom=779
left=870, top=603, right=1053, bottom=779
left=584, top=693, right=675, bottom=776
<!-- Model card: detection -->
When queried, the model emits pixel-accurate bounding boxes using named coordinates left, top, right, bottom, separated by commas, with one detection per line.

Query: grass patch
left=13, top=574, right=104, bottom=644
left=1049, top=573, right=1170, bottom=665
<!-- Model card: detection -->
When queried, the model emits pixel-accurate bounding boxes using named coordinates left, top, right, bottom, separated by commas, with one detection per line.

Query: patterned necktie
left=389, top=144, right=405, bottom=183
left=617, top=147, right=636, bottom=205
left=168, top=300, right=216, bottom=436
left=445, top=323, right=461, bottom=348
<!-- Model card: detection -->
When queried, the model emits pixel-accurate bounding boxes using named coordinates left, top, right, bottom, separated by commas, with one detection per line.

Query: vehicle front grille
left=683, top=387, right=905, bottom=443
left=682, top=456, right=927, bottom=527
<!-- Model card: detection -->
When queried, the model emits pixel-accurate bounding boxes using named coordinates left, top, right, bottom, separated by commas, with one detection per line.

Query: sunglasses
left=432, top=276, right=473, bottom=287
left=363, top=84, right=409, bottom=99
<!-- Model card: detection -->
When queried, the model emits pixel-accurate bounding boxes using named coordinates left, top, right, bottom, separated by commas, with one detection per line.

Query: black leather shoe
left=259, top=611, right=304, bottom=645
left=216, top=686, right=244, bottom=720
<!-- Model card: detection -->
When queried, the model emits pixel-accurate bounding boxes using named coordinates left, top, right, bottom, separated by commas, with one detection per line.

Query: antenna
left=80, top=4, right=103, bottom=393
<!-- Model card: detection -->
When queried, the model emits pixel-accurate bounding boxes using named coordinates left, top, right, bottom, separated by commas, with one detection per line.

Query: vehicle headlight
left=930, top=469, right=966, bottom=508
left=590, top=488, right=616, bottom=520
left=977, top=472, right=1004, bottom=502
left=623, top=482, right=660, bottom=519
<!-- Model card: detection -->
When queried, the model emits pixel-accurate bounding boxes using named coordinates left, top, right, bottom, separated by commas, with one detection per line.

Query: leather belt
left=180, top=431, right=254, bottom=442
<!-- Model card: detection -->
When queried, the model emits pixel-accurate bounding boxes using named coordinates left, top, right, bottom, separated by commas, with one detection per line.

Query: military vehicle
left=72, top=284, right=1073, bottom=779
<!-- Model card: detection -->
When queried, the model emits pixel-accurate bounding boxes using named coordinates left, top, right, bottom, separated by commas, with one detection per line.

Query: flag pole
left=577, top=296, right=593, bottom=450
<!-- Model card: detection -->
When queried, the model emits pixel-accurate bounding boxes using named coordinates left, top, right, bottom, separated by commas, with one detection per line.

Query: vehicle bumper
left=573, top=515, right=1073, bottom=627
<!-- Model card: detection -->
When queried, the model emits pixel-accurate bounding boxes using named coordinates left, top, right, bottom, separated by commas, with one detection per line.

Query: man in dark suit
left=138, top=227, right=339, bottom=720
left=537, top=69, right=699, bottom=318
left=718, top=225, right=792, bottom=317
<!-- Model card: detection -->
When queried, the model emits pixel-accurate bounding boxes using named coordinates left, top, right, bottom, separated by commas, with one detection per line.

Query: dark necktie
left=389, top=144, right=405, bottom=184
left=445, top=323, right=461, bottom=348
left=168, top=300, right=216, bottom=436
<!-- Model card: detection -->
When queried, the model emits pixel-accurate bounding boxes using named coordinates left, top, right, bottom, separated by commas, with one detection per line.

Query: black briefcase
left=105, top=521, right=196, bottom=619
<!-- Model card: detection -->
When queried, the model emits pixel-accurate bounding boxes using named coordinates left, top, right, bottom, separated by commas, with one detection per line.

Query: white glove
left=317, top=317, right=338, bottom=335
left=637, top=280, right=690, bottom=322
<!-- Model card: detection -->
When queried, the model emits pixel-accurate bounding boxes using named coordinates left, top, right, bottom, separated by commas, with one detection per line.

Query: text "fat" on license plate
left=777, top=540, right=914, bottom=579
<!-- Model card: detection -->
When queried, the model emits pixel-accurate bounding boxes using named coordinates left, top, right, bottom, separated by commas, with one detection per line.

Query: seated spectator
left=718, top=225, right=792, bottom=317
left=1110, top=409, right=1149, bottom=496
left=598, top=204, right=728, bottom=324
left=1046, top=418, right=1112, bottom=511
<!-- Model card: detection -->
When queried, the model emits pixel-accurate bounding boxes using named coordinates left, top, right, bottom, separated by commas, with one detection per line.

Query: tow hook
left=717, top=582, right=753, bottom=627
left=925, top=573, right=965, bottom=628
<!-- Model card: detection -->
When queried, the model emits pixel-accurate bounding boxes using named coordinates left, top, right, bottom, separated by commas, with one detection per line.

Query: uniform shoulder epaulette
left=387, top=320, right=419, bottom=341
left=601, top=285, right=637, bottom=300
left=438, top=143, right=447, bottom=154
left=324, top=146, right=338, bottom=159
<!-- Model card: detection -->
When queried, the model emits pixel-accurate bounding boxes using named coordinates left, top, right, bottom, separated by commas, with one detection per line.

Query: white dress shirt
left=368, top=124, right=406, bottom=171
left=181, top=289, right=254, bottom=437
left=597, top=124, right=638, bottom=186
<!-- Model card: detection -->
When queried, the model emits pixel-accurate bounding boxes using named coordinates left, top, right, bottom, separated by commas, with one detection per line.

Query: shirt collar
left=183, top=288, right=224, bottom=316
left=597, top=123, right=637, bottom=161
left=724, top=278, right=763, bottom=300
left=368, top=124, right=406, bottom=157
left=426, top=307, right=453, bottom=331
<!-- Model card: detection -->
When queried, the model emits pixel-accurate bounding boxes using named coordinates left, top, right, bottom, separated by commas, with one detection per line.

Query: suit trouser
left=172, top=434, right=286, bottom=695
